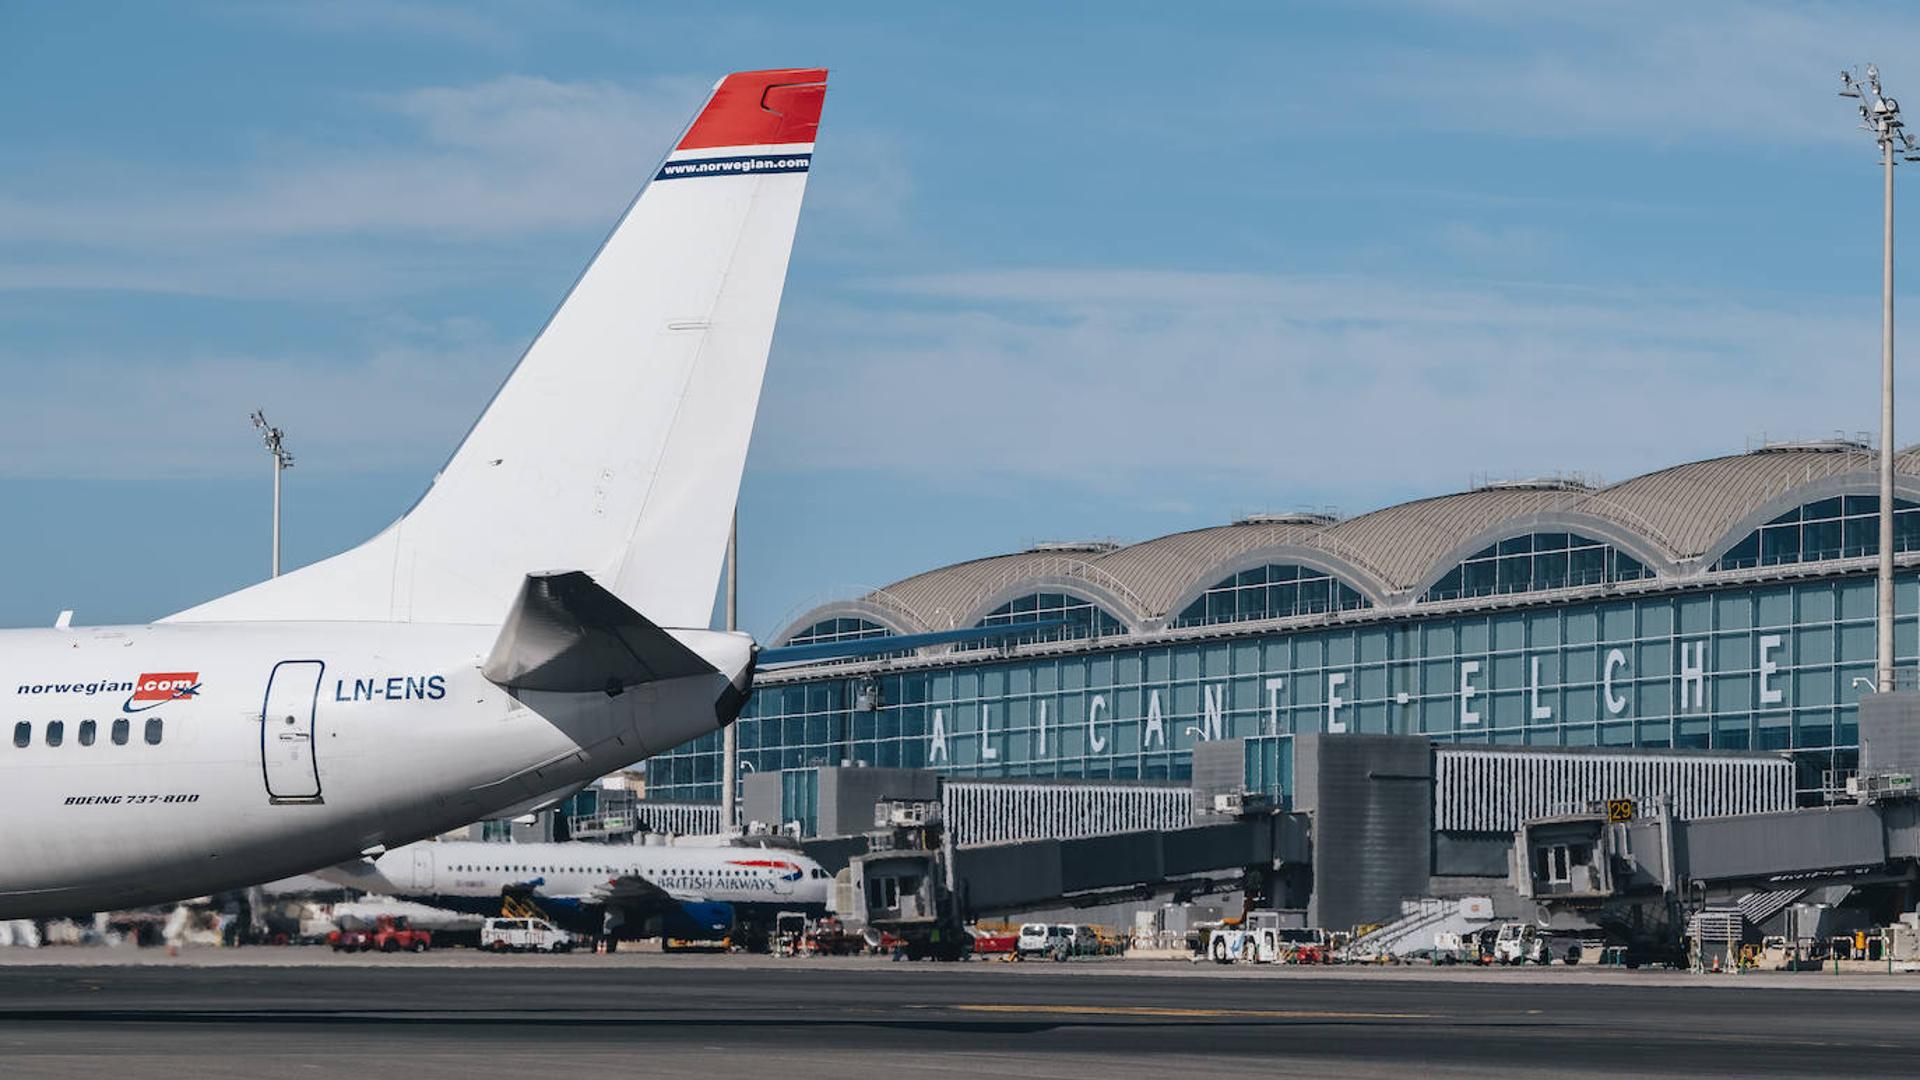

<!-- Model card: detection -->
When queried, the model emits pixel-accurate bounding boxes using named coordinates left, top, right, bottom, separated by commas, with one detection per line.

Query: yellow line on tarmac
left=949, top=1004, right=1433, bottom=1021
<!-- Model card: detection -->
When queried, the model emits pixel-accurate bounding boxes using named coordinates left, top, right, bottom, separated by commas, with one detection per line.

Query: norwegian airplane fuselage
left=0, top=622, right=748, bottom=916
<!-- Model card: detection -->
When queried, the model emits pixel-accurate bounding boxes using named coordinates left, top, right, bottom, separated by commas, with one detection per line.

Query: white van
left=480, top=916, right=573, bottom=953
left=1017, top=922, right=1070, bottom=958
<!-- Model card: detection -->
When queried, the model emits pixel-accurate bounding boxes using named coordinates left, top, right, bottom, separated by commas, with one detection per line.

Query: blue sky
left=5, top=1, right=1920, bottom=637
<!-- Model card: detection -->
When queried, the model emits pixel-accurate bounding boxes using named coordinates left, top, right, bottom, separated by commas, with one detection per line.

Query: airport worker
left=162, top=904, right=191, bottom=957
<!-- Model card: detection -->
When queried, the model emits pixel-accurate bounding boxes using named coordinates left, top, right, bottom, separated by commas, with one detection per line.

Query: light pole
left=250, top=410, right=294, bottom=579
left=721, top=508, right=739, bottom=829
left=1840, top=66, right=1920, bottom=692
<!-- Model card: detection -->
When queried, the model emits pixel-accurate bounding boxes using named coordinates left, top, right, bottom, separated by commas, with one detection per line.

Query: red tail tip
left=677, top=68, right=828, bottom=151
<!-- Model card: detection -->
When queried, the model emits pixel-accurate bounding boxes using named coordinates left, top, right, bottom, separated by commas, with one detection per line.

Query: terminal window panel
left=967, top=592, right=1128, bottom=648
left=1713, top=497, right=1920, bottom=571
left=1173, top=564, right=1371, bottom=628
left=1422, top=533, right=1651, bottom=603
left=645, top=573, right=1917, bottom=804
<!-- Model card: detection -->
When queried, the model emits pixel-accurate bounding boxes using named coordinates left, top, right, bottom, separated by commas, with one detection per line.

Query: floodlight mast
left=1840, top=66, right=1920, bottom=693
left=250, top=409, right=294, bottom=579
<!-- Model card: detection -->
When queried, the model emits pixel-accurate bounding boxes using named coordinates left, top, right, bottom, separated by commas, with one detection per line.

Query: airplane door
left=260, top=660, right=324, bottom=801
left=410, top=846, right=434, bottom=890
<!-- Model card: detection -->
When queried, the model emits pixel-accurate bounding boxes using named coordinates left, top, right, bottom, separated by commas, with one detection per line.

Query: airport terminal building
left=647, top=442, right=1920, bottom=809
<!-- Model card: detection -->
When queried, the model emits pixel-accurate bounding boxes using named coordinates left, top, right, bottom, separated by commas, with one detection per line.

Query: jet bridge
left=1518, top=692, right=1920, bottom=923
left=1519, top=798, right=1918, bottom=901
left=828, top=798, right=1311, bottom=942
left=952, top=813, right=1311, bottom=916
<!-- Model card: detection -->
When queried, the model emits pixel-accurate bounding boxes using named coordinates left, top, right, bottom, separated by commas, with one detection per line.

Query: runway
left=0, top=955, right=1913, bottom=1079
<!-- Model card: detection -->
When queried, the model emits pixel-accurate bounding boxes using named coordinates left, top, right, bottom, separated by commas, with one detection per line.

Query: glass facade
left=1713, top=496, right=1920, bottom=570
left=780, top=768, right=820, bottom=836
left=963, top=591, right=1127, bottom=648
left=780, top=615, right=907, bottom=665
left=1423, top=532, right=1650, bottom=602
left=1174, top=564, right=1369, bottom=627
left=785, top=616, right=896, bottom=646
left=650, top=568, right=1920, bottom=807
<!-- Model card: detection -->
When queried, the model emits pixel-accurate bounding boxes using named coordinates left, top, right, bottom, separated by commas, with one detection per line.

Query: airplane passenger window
left=112, top=719, right=129, bottom=745
left=12, top=722, right=28, bottom=748
left=46, top=721, right=64, bottom=747
left=78, top=720, right=96, bottom=746
left=144, top=718, right=163, bottom=745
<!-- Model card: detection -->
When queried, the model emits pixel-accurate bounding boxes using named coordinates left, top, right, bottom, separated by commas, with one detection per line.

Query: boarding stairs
left=1343, top=898, right=1490, bottom=961
left=500, top=893, right=551, bottom=922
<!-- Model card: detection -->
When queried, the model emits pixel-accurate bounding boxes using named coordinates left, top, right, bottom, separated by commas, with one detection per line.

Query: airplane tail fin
left=168, top=68, right=828, bottom=628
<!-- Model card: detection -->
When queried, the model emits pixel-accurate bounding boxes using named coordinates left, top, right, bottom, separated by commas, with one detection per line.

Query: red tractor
left=370, top=915, right=433, bottom=953
left=331, top=915, right=432, bottom=953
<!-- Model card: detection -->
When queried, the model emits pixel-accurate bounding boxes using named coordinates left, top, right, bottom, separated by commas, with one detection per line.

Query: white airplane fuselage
left=0, top=622, right=748, bottom=917
left=338, top=840, right=833, bottom=912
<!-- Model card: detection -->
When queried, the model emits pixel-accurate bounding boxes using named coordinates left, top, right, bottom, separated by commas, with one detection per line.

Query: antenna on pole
left=1839, top=65, right=1917, bottom=694
left=251, top=409, right=294, bottom=579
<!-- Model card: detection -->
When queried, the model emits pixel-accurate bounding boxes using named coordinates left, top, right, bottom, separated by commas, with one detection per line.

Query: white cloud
left=0, top=76, right=692, bottom=245
left=0, top=321, right=515, bottom=479
left=0, top=74, right=910, bottom=295
left=0, top=67, right=915, bottom=480
left=1357, top=2, right=1920, bottom=145
left=755, top=267, right=1883, bottom=497
left=224, top=0, right=524, bottom=50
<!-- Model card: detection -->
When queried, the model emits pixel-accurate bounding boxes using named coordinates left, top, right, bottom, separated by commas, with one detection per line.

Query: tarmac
left=0, top=949, right=1914, bottom=1079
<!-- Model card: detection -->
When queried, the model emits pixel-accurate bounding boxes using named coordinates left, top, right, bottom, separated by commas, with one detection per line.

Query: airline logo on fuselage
left=125, top=672, right=201, bottom=712
left=14, top=671, right=201, bottom=713
left=728, top=858, right=805, bottom=883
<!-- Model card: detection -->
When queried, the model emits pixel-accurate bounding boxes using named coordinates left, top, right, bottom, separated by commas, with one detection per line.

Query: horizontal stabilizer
left=482, top=571, right=716, bottom=694
left=757, top=620, right=1067, bottom=666
left=479, top=779, right=594, bottom=823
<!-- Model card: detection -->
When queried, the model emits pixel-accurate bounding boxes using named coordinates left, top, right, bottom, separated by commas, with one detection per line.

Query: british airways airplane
left=0, top=69, right=832, bottom=919
left=321, top=840, right=833, bottom=948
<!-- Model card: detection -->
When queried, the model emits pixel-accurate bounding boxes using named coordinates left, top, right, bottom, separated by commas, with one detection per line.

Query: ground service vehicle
left=1210, top=923, right=1280, bottom=964
left=1493, top=923, right=1551, bottom=965
left=1208, top=911, right=1302, bottom=964
left=1278, top=927, right=1333, bottom=964
left=1057, top=924, right=1104, bottom=957
left=807, top=918, right=870, bottom=957
left=969, top=926, right=1018, bottom=956
left=1087, top=925, right=1125, bottom=955
left=1016, top=923, right=1056, bottom=957
left=481, top=917, right=573, bottom=953
left=371, top=915, right=432, bottom=953
left=1433, top=930, right=1474, bottom=964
